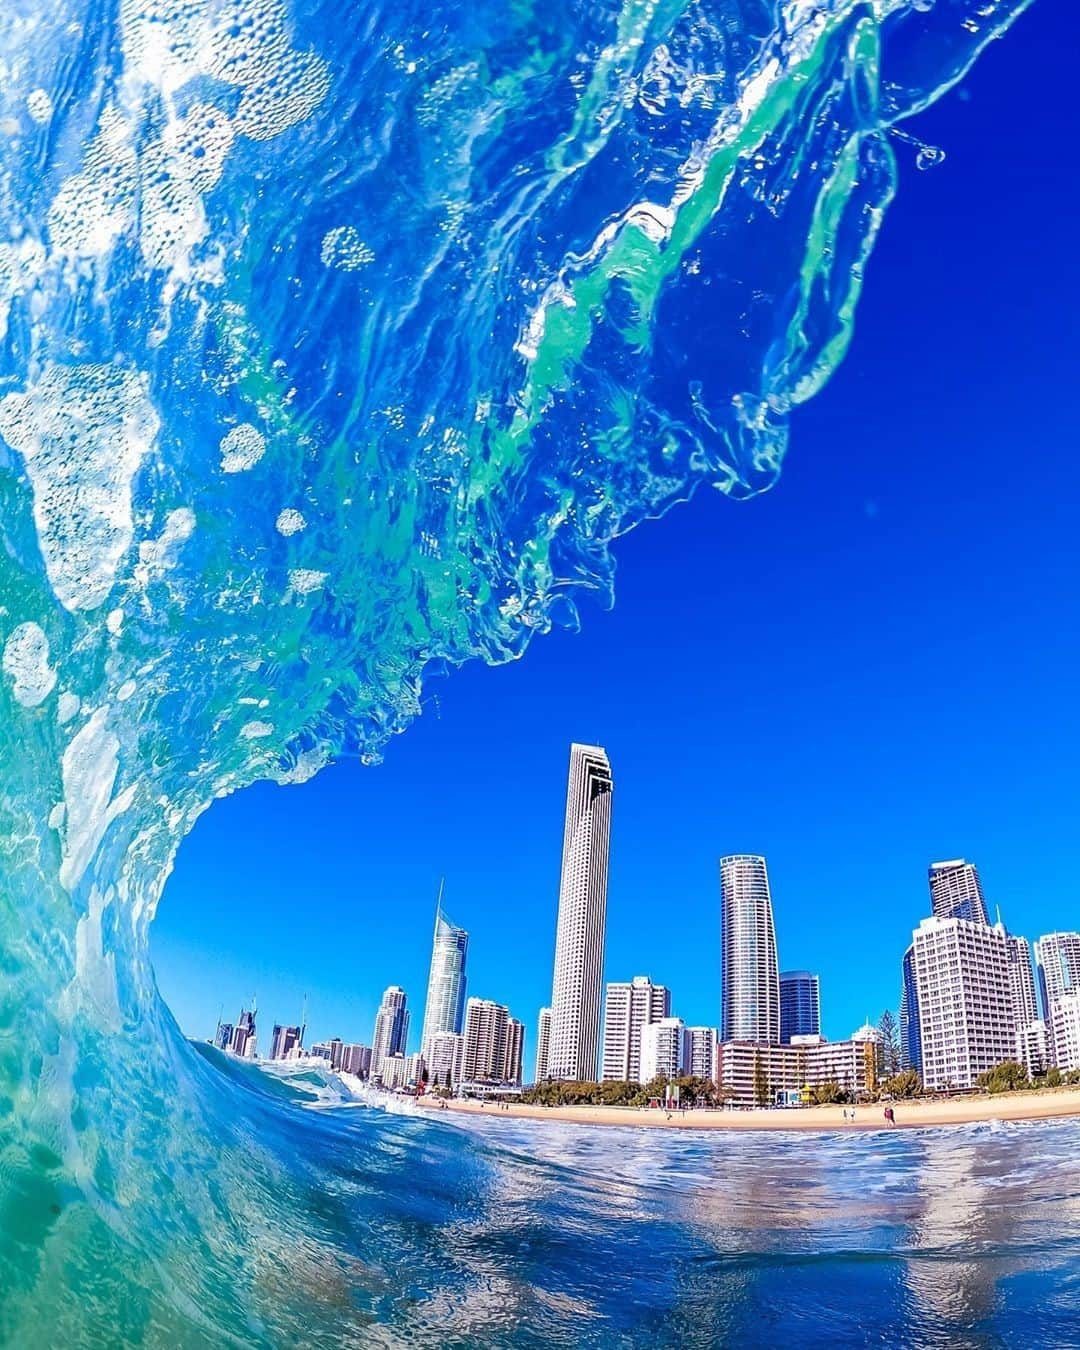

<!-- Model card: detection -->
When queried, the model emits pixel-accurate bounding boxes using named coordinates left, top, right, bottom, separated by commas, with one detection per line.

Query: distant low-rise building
left=339, top=1043, right=372, bottom=1077
left=380, top=1054, right=409, bottom=1090
left=717, top=1036, right=875, bottom=1107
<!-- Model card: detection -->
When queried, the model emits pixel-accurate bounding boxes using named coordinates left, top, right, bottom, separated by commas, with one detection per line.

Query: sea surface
left=150, top=1054, right=1080, bottom=1346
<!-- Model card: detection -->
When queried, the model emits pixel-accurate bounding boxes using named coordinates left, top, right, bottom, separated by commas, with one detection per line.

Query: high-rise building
left=534, top=1008, right=552, bottom=1084
left=720, top=854, right=780, bottom=1044
left=1034, top=932, right=1080, bottom=1021
left=428, top=1030, right=464, bottom=1087
left=461, top=997, right=510, bottom=1084
left=371, top=986, right=410, bottom=1079
left=998, top=925, right=1046, bottom=1076
left=270, top=1024, right=302, bottom=1060
left=685, top=1026, right=718, bottom=1082
left=1049, top=993, right=1080, bottom=1073
left=639, top=1017, right=688, bottom=1083
left=900, top=945, right=922, bottom=1074
left=928, top=860, right=989, bottom=926
left=380, top=1054, right=409, bottom=1090
left=548, top=743, right=613, bottom=1081
left=503, top=1018, right=525, bottom=1087
left=779, top=971, right=820, bottom=1044
left=601, top=976, right=670, bottom=1083
left=338, top=1043, right=372, bottom=1077
left=911, top=916, right=1015, bottom=1091
left=215, top=1022, right=233, bottom=1052
left=419, top=890, right=468, bottom=1065
left=230, top=1007, right=257, bottom=1058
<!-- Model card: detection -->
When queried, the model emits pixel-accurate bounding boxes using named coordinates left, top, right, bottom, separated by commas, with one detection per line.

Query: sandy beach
left=418, top=1087, right=1080, bottom=1132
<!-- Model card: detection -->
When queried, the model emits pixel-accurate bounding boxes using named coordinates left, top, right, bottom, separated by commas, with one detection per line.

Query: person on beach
left=884, top=1106, right=895, bottom=1125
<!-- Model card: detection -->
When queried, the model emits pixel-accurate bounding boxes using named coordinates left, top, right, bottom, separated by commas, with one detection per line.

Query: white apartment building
left=534, top=1008, right=552, bottom=1083
left=685, top=1026, right=719, bottom=1082
left=639, top=1018, right=688, bottom=1083
left=1050, top=993, right=1080, bottom=1073
left=503, top=1018, right=525, bottom=1087
left=548, top=744, right=613, bottom=1081
left=601, top=976, right=670, bottom=1083
left=428, top=1030, right=464, bottom=1087
left=720, top=855, right=780, bottom=1044
left=462, top=997, right=510, bottom=1084
left=911, top=916, right=1015, bottom=1091
left=339, top=1043, right=372, bottom=1077
left=380, top=1054, right=409, bottom=1090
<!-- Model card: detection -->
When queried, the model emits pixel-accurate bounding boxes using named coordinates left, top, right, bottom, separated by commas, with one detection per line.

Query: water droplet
left=915, top=145, right=946, bottom=170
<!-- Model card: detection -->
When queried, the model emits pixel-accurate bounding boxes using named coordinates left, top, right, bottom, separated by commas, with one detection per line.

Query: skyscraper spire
left=420, top=883, right=468, bottom=1065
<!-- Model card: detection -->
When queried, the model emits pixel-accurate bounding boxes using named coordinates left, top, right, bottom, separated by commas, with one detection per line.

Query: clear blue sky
left=154, top=2, right=1079, bottom=1056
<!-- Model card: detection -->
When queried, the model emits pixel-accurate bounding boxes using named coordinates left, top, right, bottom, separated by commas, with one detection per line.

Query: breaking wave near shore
left=0, top=0, right=1043, bottom=1342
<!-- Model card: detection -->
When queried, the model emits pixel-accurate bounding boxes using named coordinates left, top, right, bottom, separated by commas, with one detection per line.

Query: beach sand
left=418, top=1087, right=1080, bottom=1132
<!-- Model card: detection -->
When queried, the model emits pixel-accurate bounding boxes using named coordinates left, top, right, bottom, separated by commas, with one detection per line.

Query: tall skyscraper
left=639, top=1018, right=688, bottom=1084
left=548, top=743, right=613, bottom=1081
left=996, top=923, right=1045, bottom=1075
left=503, top=1018, right=525, bottom=1087
left=1034, top=932, right=1080, bottom=1020
left=601, top=975, right=670, bottom=1083
left=270, top=1024, right=302, bottom=1060
left=720, top=854, right=780, bottom=1044
left=230, top=1007, right=257, bottom=1058
left=900, top=945, right=922, bottom=1073
left=534, top=1007, right=552, bottom=1083
left=911, top=916, right=1014, bottom=1091
left=419, top=888, right=468, bottom=1065
left=928, top=860, right=989, bottom=925
left=371, top=986, right=409, bottom=1079
left=461, top=997, right=510, bottom=1084
left=779, top=971, right=820, bottom=1044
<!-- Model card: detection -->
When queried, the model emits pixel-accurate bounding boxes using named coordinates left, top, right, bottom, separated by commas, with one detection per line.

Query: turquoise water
left=0, top=0, right=1048, bottom=1341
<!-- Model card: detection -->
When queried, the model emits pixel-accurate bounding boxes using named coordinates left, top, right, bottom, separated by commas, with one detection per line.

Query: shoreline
left=417, top=1087, right=1080, bottom=1132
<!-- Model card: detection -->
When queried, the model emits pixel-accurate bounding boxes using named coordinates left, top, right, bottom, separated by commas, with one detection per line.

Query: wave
left=0, top=0, right=1034, bottom=1341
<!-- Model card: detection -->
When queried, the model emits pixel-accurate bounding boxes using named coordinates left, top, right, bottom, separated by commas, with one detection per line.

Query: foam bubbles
left=287, top=568, right=327, bottom=596
left=320, top=226, right=374, bottom=271
left=2, top=622, right=57, bottom=707
left=0, top=364, right=159, bottom=612
left=220, top=424, right=266, bottom=473
left=27, top=89, right=53, bottom=123
left=275, top=508, right=306, bottom=535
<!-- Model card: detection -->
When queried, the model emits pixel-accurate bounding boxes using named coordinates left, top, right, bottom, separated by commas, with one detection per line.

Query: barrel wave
left=0, top=0, right=1034, bottom=1342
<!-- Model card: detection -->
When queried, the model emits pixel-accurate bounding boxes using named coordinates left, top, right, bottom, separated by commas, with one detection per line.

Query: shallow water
left=139, top=1055, right=1080, bottom=1346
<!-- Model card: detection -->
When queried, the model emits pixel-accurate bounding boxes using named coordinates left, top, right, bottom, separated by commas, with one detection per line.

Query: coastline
left=418, top=1087, right=1080, bottom=1132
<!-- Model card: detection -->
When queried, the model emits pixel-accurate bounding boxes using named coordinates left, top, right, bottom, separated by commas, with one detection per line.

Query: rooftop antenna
left=435, top=875, right=446, bottom=929
left=299, top=993, right=308, bottom=1048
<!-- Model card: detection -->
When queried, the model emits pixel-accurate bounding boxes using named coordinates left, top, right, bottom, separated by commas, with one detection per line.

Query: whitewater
left=0, top=0, right=1058, bottom=1344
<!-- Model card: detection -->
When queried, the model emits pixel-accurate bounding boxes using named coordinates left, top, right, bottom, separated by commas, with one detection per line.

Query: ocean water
left=0, top=0, right=1051, bottom=1342
left=38, top=1050, right=1080, bottom=1348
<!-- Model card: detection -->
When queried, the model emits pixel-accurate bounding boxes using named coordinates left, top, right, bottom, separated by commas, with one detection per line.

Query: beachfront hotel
left=910, top=917, right=1016, bottom=1091
left=601, top=976, right=670, bottom=1083
left=779, top=971, right=820, bottom=1044
left=547, top=743, right=613, bottom=1081
left=534, top=1007, right=552, bottom=1082
left=419, top=896, right=468, bottom=1066
left=371, top=985, right=410, bottom=1079
left=928, top=859, right=990, bottom=926
left=720, top=854, right=780, bottom=1044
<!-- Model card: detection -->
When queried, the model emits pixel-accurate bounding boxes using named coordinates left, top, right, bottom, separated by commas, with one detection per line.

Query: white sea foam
left=2, top=622, right=57, bottom=707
